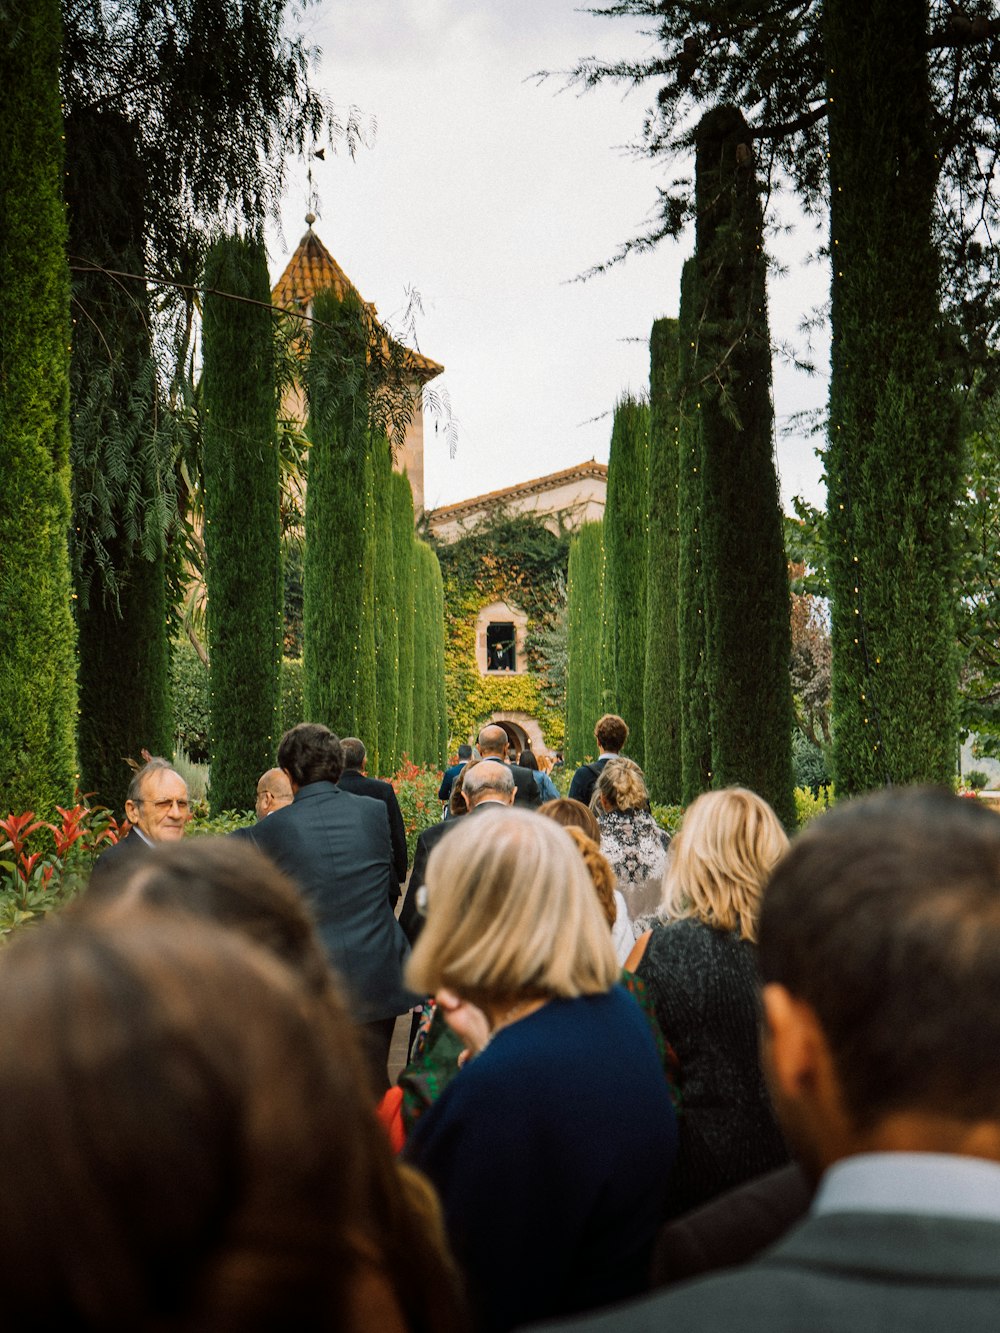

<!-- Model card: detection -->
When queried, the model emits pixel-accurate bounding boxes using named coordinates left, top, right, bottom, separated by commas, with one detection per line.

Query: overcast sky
left=266, top=0, right=829, bottom=514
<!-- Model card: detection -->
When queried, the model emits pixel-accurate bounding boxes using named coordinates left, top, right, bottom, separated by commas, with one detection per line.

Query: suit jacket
left=337, top=767, right=408, bottom=889
left=244, top=781, right=414, bottom=1022
left=399, top=802, right=513, bottom=945
left=568, top=756, right=613, bottom=807
left=544, top=1210, right=1000, bottom=1331
left=88, top=829, right=154, bottom=895
left=438, top=761, right=467, bottom=803
left=482, top=756, right=540, bottom=808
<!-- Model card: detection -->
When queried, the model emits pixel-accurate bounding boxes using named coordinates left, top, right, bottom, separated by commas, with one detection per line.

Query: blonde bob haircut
left=406, top=809, right=619, bottom=1006
left=661, top=787, right=789, bottom=943
left=594, top=756, right=649, bottom=814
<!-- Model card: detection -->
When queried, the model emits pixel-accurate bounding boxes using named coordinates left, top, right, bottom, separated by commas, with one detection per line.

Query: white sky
left=266, top=0, right=830, bottom=515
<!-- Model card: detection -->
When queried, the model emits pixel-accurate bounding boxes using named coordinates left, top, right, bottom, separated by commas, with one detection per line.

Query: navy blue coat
left=245, top=780, right=414, bottom=1022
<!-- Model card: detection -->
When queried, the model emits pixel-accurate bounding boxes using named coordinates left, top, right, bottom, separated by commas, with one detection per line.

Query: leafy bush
left=792, top=729, right=831, bottom=794
left=649, top=802, right=685, bottom=837
left=0, top=800, right=127, bottom=936
left=390, top=758, right=444, bottom=860
left=794, top=785, right=835, bottom=827
left=965, top=768, right=990, bottom=791
left=281, top=657, right=305, bottom=732
left=172, top=639, right=211, bottom=763
left=189, top=809, right=255, bottom=837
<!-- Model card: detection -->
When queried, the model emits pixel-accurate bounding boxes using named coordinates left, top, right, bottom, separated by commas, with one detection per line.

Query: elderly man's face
left=126, top=768, right=190, bottom=843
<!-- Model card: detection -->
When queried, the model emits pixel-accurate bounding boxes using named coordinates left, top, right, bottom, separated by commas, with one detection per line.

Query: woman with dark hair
left=0, top=908, right=467, bottom=1331
left=82, top=840, right=467, bottom=1333
left=518, top=749, right=559, bottom=802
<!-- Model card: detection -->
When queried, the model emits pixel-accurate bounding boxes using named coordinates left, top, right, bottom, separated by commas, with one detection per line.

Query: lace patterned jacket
left=596, top=808, right=671, bottom=936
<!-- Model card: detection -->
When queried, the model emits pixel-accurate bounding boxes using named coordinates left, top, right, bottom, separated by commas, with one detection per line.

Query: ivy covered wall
left=435, top=512, right=570, bottom=753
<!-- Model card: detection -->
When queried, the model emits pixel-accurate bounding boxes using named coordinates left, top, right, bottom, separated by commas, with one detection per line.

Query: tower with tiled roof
left=271, top=216, right=443, bottom=514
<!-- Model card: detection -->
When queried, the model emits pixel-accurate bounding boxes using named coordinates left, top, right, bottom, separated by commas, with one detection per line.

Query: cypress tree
left=678, top=258, right=713, bottom=805
left=0, top=0, right=79, bottom=812
left=431, top=552, right=449, bottom=767
left=372, top=436, right=399, bottom=774
left=201, top=235, right=281, bottom=813
left=604, top=395, right=650, bottom=768
left=68, top=109, right=172, bottom=811
left=643, top=317, right=683, bottom=804
left=566, top=522, right=606, bottom=765
left=825, top=0, right=960, bottom=792
left=303, top=288, right=370, bottom=735
left=411, top=541, right=433, bottom=764
left=693, top=106, right=795, bottom=826
left=392, top=471, right=416, bottom=765
left=355, top=448, right=379, bottom=754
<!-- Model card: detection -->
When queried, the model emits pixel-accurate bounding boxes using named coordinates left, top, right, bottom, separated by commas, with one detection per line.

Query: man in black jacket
left=337, top=736, right=408, bottom=895
left=568, top=713, right=628, bottom=808
left=476, top=724, right=540, bottom=808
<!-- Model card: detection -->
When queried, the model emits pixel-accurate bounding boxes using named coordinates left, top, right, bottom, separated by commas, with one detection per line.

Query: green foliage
left=794, top=785, right=835, bottom=828
left=389, top=759, right=445, bottom=860
left=956, top=409, right=1000, bottom=744
left=202, top=234, right=281, bottom=814
left=644, top=318, right=683, bottom=804
left=965, top=768, right=990, bottom=791
left=436, top=512, right=571, bottom=755
left=372, top=436, right=399, bottom=774
left=648, top=802, right=685, bottom=838
left=792, top=729, right=830, bottom=794
left=693, top=106, right=794, bottom=827
left=565, top=522, right=606, bottom=765
left=171, top=638, right=211, bottom=762
left=603, top=396, right=650, bottom=768
left=392, top=472, right=417, bottom=762
left=677, top=258, right=712, bottom=804
left=826, top=0, right=961, bottom=794
left=0, top=0, right=79, bottom=814
left=303, top=288, right=372, bottom=735
left=280, top=657, right=305, bottom=734
left=187, top=808, right=255, bottom=837
left=411, top=541, right=450, bottom=766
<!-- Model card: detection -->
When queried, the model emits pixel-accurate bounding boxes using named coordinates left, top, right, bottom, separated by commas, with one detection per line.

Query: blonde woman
left=594, top=757, right=671, bottom=931
left=403, top=810, right=677, bottom=1333
left=627, top=787, right=791, bottom=1215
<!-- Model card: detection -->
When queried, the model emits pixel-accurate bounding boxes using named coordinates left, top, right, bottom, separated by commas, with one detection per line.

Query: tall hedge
left=678, top=258, right=713, bottom=804
left=372, top=436, right=399, bottom=775
left=693, top=106, right=794, bottom=827
left=303, top=288, right=373, bottom=737
left=202, top=235, right=281, bottom=812
left=604, top=395, right=650, bottom=768
left=67, top=108, right=172, bottom=812
left=643, top=317, right=683, bottom=804
left=565, top=521, right=606, bottom=765
left=825, top=0, right=960, bottom=792
left=392, top=470, right=416, bottom=764
left=0, top=0, right=79, bottom=812
left=411, top=540, right=432, bottom=764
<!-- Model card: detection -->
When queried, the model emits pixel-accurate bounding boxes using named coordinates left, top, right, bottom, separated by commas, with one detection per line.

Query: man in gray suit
left=552, top=786, right=1000, bottom=1331
left=245, top=723, right=413, bottom=1092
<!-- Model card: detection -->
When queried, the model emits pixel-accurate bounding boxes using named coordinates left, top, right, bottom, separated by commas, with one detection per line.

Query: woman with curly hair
left=593, top=757, right=671, bottom=933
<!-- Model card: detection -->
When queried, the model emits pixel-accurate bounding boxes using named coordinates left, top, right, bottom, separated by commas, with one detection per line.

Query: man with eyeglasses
left=89, top=758, right=191, bottom=889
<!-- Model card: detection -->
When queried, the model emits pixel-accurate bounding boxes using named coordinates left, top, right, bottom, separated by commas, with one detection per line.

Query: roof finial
left=305, top=211, right=316, bottom=227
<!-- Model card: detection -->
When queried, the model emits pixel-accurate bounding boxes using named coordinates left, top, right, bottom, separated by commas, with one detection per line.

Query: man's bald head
left=255, top=768, right=293, bottom=820
left=463, top=761, right=515, bottom=807
left=477, top=725, right=510, bottom=757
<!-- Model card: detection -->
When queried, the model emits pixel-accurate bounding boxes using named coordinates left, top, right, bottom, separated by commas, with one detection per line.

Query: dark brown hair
left=277, top=722, right=344, bottom=786
left=594, top=714, right=628, bottom=753
left=538, top=797, right=601, bottom=842
left=759, top=786, right=1000, bottom=1128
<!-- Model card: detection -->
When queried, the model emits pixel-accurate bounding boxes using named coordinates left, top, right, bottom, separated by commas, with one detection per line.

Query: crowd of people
left=2, top=713, right=999, bottom=1329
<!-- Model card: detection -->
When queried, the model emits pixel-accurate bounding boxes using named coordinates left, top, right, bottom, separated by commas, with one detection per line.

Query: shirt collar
left=814, top=1153, right=1000, bottom=1223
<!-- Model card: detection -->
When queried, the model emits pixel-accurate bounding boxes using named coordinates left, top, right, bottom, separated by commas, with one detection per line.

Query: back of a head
left=457, top=744, right=473, bottom=762
left=476, top=723, right=508, bottom=757
left=595, top=756, right=649, bottom=814
left=594, top=714, right=628, bottom=753
left=518, top=750, right=538, bottom=771
left=98, top=837, right=335, bottom=1001
left=462, top=759, right=515, bottom=805
left=449, top=757, right=480, bottom=817
left=340, top=737, right=366, bottom=771
left=759, top=785, right=1000, bottom=1129
left=277, top=722, right=344, bottom=786
left=663, top=786, right=788, bottom=942
left=406, top=808, right=618, bottom=1006
left=564, top=826, right=618, bottom=929
left=0, top=910, right=371, bottom=1328
left=538, top=797, right=600, bottom=843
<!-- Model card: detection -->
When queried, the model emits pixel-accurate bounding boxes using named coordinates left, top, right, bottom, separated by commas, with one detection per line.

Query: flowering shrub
left=0, top=799, right=126, bottom=936
left=390, top=757, right=444, bottom=859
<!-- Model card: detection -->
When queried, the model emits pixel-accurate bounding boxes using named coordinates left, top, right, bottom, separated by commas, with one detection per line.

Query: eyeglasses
left=138, top=798, right=190, bottom=813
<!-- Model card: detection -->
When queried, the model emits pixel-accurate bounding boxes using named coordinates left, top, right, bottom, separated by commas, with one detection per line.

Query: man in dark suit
left=438, top=743, right=473, bottom=807
left=245, top=723, right=414, bottom=1092
left=399, top=759, right=514, bottom=945
left=89, top=757, right=191, bottom=890
left=567, top=713, right=628, bottom=808
left=554, top=786, right=1000, bottom=1331
left=476, top=723, right=540, bottom=808
left=337, top=736, right=408, bottom=895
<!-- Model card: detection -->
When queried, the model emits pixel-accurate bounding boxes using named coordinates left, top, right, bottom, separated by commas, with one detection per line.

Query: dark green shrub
left=171, top=639, right=211, bottom=763
left=280, top=657, right=305, bottom=734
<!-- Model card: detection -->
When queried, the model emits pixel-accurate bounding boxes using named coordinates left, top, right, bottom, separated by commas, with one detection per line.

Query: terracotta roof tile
left=425, top=460, right=608, bottom=523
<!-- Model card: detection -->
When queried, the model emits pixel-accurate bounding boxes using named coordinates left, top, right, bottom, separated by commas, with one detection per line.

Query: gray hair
left=463, top=761, right=515, bottom=804
left=340, top=738, right=366, bottom=771
left=126, top=758, right=183, bottom=806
